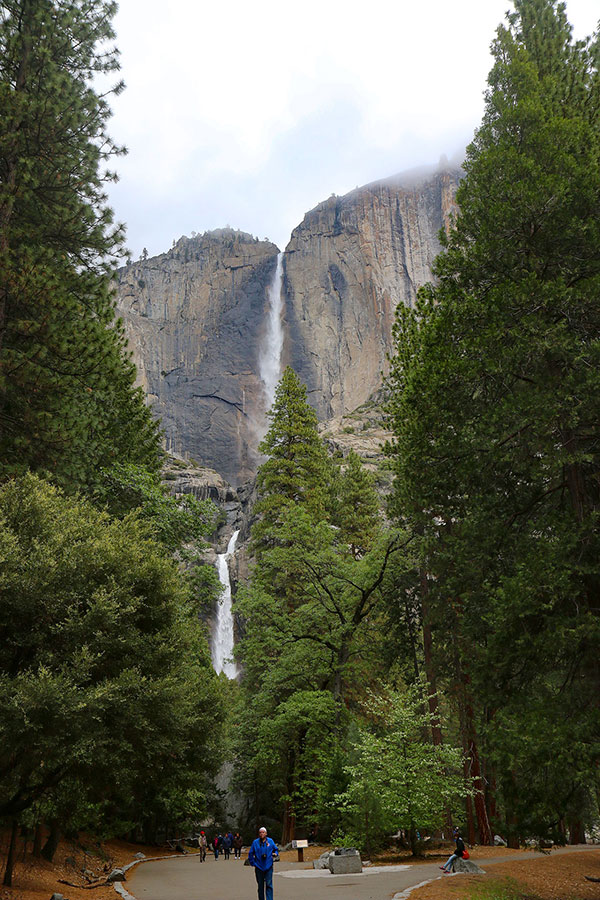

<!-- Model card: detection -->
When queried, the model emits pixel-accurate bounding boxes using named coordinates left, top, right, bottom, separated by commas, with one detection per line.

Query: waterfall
left=212, top=530, right=240, bottom=678
left=259, top=252, right=284, bottom=414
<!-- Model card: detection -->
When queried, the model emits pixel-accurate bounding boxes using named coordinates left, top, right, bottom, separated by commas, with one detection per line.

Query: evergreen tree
left=235, top=372, right=411, bottom=840
left=386, top=0, right=600, bottom=844
left=0, top=0, right=161, bottom=489
left=253, top=366, right=332, bottom=547
left=333, top=450, right=381, bottom=557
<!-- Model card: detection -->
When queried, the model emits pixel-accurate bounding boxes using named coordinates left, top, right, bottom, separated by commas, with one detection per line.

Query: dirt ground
left=278, top=844, right=600, bottom=899
left=1, top=836, right=599, bottom=900
left=0, top=834, right=175, bottom=900
left=406, top=847, right=600, bottom=900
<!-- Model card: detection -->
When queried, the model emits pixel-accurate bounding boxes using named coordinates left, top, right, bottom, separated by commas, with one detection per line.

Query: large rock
left=107, top=868, right=126, bottom=883
left=283, top=169, right=460, bottom=422
left=116, top=230, right=279, bottom=486
left=451, top=858, right=486, bottom=874
left=328, top=848, right=362, bottom=874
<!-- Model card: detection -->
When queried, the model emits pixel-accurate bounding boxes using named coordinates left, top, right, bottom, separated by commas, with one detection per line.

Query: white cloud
left=106, top=0, right=600, bottom=258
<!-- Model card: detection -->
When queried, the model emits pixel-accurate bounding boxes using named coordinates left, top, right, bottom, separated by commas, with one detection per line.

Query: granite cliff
left=282, top=169, right=459, bottom=420
left=116, top=168, right=460, bottom=487
left=116, top=229, right=279, bottom=486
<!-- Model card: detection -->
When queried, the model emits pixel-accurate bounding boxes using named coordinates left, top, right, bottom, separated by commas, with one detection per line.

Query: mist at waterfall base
left=210, top=256, right=285, bottom=678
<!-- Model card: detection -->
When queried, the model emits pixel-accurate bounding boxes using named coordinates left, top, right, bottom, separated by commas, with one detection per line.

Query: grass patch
left=471, top=877, right=536, bottom=900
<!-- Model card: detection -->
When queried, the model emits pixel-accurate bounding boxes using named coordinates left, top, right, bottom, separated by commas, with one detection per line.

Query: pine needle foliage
left=386, top=0, right=600, bottom=840
left=0, top=0, right=161, bottom=489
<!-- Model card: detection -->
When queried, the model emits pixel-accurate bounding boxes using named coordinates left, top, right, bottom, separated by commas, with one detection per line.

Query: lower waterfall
left=211, top=530, right=240, bottom=678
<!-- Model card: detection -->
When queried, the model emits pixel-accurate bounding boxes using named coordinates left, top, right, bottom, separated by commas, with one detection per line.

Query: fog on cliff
left=106, top=0, right=599, bottom=259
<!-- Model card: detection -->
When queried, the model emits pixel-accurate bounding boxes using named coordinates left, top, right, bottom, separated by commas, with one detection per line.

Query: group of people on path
left=197, top=829, right=244, bottom=861
left=197, top=825, right=280, bottom=900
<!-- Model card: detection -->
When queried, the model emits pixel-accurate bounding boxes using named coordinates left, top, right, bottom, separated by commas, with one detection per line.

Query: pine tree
left=0, top=0, right=161, bottom=488
left=333, top=450, right=381, bottom=557
left=386, top=0, right=600, bottom=844
left=252, top=366, right=333, bottom=554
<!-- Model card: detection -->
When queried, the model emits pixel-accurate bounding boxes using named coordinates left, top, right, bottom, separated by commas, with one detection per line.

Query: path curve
left=127, top=845, right=598, bottom=900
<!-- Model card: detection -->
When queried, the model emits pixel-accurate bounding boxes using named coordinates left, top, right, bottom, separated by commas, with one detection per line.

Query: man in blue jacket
left=248, top=826, right=280, bottom=900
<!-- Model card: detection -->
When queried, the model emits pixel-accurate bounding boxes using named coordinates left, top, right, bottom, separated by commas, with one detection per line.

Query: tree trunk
left=281, top=798, right=296, bottom=845
left=33, top=823, right=43, bottom=857
left=450, top=600, right=493, bottom=846
left=3, top=819, right=19, bottom=887
left=421, top=573, right=444, bottom=746
left=568, top=819, right=586, bottom=845
left=464, top=781, right=476, bottom=846
left=41, top=820, right=60, bottom=862
left=464, top=709, right=493, bottom=844
left=504, top=773, right=520, bottom=848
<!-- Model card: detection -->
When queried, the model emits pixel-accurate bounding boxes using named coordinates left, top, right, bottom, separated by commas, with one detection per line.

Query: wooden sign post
left=292, top=839, right=308, bottom=862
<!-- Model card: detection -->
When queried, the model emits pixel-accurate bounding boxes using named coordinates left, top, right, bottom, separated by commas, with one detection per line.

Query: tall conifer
left=252, top=366, right=332, bottom=554
left=0, top=0, right=160, bottom=487
left=387, top=0, right=600, bottom=842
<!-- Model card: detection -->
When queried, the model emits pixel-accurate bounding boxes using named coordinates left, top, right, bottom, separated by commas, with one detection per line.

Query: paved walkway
left=128, top=845, right=599, bottom=900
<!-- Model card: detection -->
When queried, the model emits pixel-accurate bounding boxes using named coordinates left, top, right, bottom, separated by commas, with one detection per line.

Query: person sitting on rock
left=440, top=828, right=465, bottom=873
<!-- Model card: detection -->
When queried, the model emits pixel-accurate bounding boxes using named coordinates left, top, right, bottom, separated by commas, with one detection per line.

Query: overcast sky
left=105, top=0, right=599, bottom=259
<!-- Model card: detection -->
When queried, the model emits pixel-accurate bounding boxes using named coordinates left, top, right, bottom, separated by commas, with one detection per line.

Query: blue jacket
left=248, top=836, right=279, bottom=871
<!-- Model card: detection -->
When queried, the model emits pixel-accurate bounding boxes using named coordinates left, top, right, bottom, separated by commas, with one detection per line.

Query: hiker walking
left=198, top=831, right=207, bottom=862
left=248, top=826, right=279, bottom=900
left=233, top=831, right=243, bottom=859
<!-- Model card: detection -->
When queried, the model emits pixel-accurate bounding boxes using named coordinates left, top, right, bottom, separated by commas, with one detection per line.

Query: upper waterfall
left=259, top=252, right=284, bottom=415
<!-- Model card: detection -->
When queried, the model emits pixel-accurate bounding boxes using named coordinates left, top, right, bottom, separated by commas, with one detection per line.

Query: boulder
left=328, top=848, right=362, bottom=874
left=451, top=859, right=486, bottom=874
left=133, top=852, right=146, bottom=860
left=107, top=868, right=126, bottom=883
left=494, top=834, right=507, bottom=846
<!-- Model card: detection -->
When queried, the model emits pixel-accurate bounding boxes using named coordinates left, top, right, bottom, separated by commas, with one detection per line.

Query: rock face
left=282, top=169, right=459, bottom=421
left=116, top=170, right=460, bottom=487
left=116, top=229, right=279, bottom=486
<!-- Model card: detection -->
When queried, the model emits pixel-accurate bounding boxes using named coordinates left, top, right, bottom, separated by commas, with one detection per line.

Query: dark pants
left=254, top=865, right=273, bottom=900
